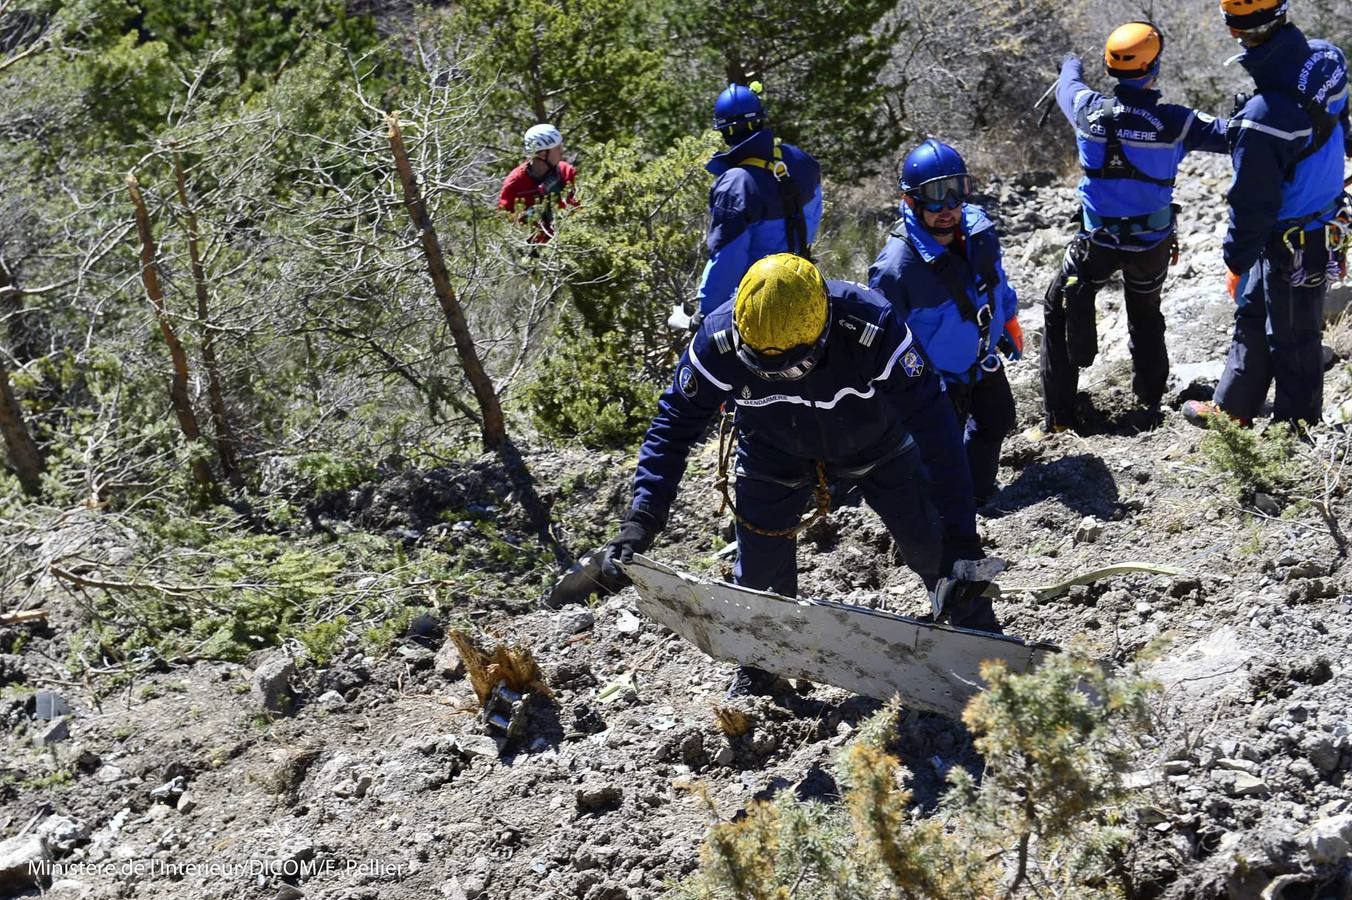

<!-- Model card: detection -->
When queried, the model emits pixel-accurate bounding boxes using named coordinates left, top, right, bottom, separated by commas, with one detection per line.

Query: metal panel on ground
left=625, top=555, right=1059, bottom=718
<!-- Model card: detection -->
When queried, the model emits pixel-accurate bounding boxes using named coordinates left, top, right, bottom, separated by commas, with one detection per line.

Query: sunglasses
left=909, top=174, right=975, bottom=213
left=734, top=318, right=832, bottom=382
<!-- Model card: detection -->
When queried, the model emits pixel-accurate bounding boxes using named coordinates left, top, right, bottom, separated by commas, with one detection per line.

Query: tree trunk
left=0, top=353, right=44, bottom=495
left=126, top=173, right=216, bottom=494
left=172, top=150, right=243, bottom=487
left=384, top=114, right=567, bottom=566
left=385, top=113, right=507, bottom=452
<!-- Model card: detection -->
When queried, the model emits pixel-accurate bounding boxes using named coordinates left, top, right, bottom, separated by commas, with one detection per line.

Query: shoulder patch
left=901, top=347, right=925, bottom=378
left=712, top=329, right=734, bottom=354
left=677, top=365, right=699, bottom=399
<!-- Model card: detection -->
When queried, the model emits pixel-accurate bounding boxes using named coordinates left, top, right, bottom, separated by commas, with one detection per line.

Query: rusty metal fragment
left=624, top=555, right=1058, bottom=719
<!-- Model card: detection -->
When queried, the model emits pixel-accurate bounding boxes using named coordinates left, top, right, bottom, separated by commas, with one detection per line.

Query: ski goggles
left=908, top=174, right=976, bottom=213
left=734, top=317, right=832, bottom=382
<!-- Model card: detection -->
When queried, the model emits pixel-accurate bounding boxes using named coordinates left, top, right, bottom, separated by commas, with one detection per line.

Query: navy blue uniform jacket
left=631, top=281, right=977, bottom=543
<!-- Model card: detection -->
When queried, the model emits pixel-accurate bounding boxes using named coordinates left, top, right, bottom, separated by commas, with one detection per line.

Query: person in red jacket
left=498, top=123, right=578, bottom=242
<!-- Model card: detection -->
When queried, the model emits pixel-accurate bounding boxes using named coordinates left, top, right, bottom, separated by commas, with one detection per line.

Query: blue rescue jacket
left=695, top=128, right=824, bottom=315
left=1057, top=56, right=1228, bottom=249
left=867, top=204, right=1019, bottom=386
left=631, top=281, right=976, bottom=542
left=1225, top=24, right=1351, bottom=275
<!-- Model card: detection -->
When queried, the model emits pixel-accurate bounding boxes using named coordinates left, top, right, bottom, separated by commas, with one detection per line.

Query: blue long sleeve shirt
left=1224, top=24, right=1350, bottom=275
left=695, top=128, right=824, bottom=315
left=1057, top=56, right=1229, bottom=248
left=868, top=204, right=1019, bottom=386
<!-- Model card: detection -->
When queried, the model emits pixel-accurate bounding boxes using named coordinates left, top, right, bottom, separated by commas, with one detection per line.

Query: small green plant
left=364, top=606, right=414, bottom=653
left=294, top=452, right=376, bottom=495
left=298, top=616, right=349, bottom=666
left=1200, top=415, right=1302, bottom=497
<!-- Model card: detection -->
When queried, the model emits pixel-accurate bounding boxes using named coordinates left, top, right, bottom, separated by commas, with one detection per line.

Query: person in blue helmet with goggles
left=1183, top=0, right=1351, bottom=430
left=869, top=139, right=1022, bottom=505
left=1042, top=22, right=1229, bottom=436
left=602, top=254, right=1004, bottom=696
left=683, top=83, right=824, bottom=329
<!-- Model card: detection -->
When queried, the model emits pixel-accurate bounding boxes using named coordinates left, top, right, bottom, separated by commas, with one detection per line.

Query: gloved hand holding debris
left=598, top=508, right=660, bottom=583
left=930, top=556, right=1007, bottom=634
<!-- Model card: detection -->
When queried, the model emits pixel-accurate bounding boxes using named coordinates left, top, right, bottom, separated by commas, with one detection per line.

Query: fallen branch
left=0, top=609, right=47, bottom=625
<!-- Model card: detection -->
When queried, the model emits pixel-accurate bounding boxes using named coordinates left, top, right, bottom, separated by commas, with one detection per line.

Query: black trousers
left=945, top=365, right=1016, bottom=503
left=1039, top=234, right=1173, bottom=428
left=1215, top=231, right=1329, bottom=425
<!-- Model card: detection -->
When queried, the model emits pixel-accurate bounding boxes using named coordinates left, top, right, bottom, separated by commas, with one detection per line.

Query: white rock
left=0, top=834, right=50, bottom=893
left=615, top=610, right=642, bottom=636
left=1301, top=814, right=1352, bottom=864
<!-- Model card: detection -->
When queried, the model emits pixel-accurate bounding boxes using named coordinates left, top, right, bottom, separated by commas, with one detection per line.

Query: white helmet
left=523, top=123, right=563, bottom=155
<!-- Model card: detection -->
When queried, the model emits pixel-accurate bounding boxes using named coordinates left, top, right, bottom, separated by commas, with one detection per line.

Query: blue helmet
left=713, top=83, right=765, bottom=137
left=899, top=140, right=975, bottom=212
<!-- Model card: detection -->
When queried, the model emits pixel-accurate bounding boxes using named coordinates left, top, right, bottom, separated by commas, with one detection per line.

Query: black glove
left=599, top=508, right=660, bottom=582
left=930, top=556, right=1007, bottom=633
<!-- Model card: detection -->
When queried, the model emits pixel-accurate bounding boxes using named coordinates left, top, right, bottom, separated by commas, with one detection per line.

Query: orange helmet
left=1219, top=0, right=1288, bottom=32
left=1104, top=22, right=1164, bottom=80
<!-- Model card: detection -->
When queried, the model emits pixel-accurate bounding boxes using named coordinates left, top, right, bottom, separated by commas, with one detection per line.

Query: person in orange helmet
left=1183, top=0, right=1350, bottom=429
left=1040, top=22, right=1229, bottom=436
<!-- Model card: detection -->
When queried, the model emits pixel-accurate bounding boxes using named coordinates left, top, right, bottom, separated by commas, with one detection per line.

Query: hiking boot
left=1181, top=400, right=1250, bottom=429
left=725, top=665, right=790, bottom=699
left=1022, top=423, right=1071, bottom=442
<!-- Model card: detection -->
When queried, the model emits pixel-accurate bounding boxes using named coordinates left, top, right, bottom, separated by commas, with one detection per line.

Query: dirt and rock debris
left=4, top=153, right=1352, bottom=900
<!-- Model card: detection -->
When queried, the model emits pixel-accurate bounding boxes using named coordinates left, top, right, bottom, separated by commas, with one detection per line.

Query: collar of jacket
left=1238, top=23, right=1310, bottom=92
left=1112, top=83, right=1163, bottom=104
left=707, top=127, right=777, bottom=176
left=899, top=203, right=992, bottom=264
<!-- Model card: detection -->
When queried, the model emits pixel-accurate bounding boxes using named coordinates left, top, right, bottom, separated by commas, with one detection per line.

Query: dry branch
left=126, top=172, right=216, bottom=493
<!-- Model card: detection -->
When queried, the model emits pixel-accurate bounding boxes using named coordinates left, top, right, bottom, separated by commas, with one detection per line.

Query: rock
left=273, top=886, right=306, bottom=900
left=1214, top=758, right=1262, bottom=777
left=397, top=645, right=435, bottom=671
left=614, top=610, right=642, bottom=636
left=440, top=877, right=469, bottom=900
left=1253, top=493, right=1282, bottom=516
left=149, top=775, right=186, bottom=802
left=555, top=609, right=595, bottom=638
left=407, top=612, right=442, bottom=639
left=1163, top=759, right=1193, bottom=775
left=317, top=690, right=347, bottom=709
left=94, top=764, right=125, bottom=784
left=1073, top=517, right=1102, bottom=544
left=1300, top=814, right=1352, bottom=864
left=0, top=834, right=50, bottom=894
left=0, top=654, right=26, bottom=686
left=176, top=793, right=198, bottom=814
left=38, top=717, right=70, bottom=745
left=1303, top=734, right=1342, bottom=774
left=457, top=734, right=502, bottom=759
left=272, top=835, right=316, bottom=871
left=252, top=653, right=297, bottom=714
left=434, top=640, right=465, bottom=679
left=576, top=782, right=623, bottom=812
left=1229, top=772, right=1267, bottom=797
left=35, top=815, right=89, bottom=854
left=34, top=691, right=71, bottom=720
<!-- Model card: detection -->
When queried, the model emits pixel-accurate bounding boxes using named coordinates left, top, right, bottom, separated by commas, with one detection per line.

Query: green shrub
left=687, top=653, right=1157, bottom=899
left=1200, top=415, right=1303, bottom=498
left=525, top=328, right=659, bottom=448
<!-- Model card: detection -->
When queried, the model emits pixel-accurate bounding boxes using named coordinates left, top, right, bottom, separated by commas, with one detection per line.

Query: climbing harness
left=739, top=141, right=812, bottom=260
left=713, top=412, right=831, bottom=539
left=1075, top=96, right=1177, bottom=188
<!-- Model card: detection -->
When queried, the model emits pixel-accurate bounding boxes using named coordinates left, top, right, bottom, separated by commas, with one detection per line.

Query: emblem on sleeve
left=902, top=348, right=924, bottom=378
left=677, top=366, right=699, bottom=398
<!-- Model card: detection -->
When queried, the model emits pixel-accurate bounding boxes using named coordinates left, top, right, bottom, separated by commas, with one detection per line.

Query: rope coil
left=713, top=411, right=831, bottom=539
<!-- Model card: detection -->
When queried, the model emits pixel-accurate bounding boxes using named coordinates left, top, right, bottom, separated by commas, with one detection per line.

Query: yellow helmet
left=1104, top=22, right=1164, bottom=80
left=733, top=254, right=830, bottom=380
left=1220, top=0, right=1288, bottom=32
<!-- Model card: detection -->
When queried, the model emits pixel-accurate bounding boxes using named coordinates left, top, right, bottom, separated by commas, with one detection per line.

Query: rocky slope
left=2, top=153, right=1351, bottom=900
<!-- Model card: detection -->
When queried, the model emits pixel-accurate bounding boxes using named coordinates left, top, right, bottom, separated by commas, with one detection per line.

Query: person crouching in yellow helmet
left=599, top=253, right=1001, bottom=697
left=1039, top=23, right=1229, bottom=435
